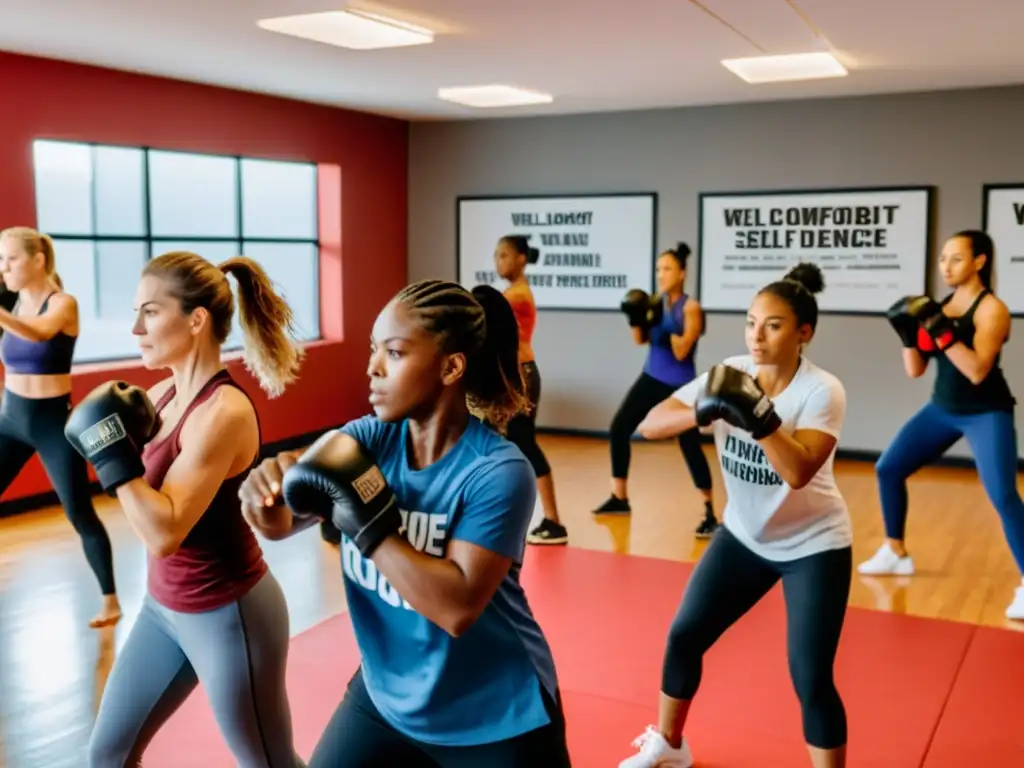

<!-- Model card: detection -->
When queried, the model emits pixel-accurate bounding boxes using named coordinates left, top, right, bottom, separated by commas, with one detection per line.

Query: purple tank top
left=643, top=294, right=698, bottom=387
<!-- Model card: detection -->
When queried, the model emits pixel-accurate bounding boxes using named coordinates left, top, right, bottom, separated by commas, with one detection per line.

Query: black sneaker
left=694, top=504, right=718, bottom=539
left=527, top=518, right=569, bottom=545
left=593, top=495, right=631, bottom=515
left=694, top=517, right=718, bottom=538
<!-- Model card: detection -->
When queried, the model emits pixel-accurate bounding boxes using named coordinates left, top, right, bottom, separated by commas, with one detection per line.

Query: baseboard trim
left=0, top=427, right=333, bottom=520
left=535, top=425, right=1023, bottom=472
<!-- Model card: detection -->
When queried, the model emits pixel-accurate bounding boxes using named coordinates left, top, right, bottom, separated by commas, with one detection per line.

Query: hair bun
left=675, top=242, right=691, bottom=258
left=783, top=262, right=825, bottom=295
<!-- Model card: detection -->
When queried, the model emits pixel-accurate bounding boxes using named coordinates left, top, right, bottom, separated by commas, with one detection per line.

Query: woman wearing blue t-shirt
left=594, top=243, right=718, bottom=537
left=240, top=280, right=570, bottom=767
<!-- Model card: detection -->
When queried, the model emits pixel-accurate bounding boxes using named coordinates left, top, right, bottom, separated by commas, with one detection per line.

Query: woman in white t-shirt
left=617, top=263, right=852, bottom=768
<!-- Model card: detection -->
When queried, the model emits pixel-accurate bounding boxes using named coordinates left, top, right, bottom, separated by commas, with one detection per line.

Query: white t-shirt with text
left=673, top=354, right=852, bottom=562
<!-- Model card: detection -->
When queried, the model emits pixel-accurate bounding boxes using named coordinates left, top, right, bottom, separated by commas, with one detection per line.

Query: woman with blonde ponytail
left=69, top=250, right=304, bottom=766
left=0, top=226, right=121, bottom=628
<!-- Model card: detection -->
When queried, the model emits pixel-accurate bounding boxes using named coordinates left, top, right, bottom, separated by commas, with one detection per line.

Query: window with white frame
left=31, top=140, right=320, bottom=364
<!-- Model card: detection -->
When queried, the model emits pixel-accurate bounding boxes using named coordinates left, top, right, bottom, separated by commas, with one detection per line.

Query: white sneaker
left=1006, top=583, right=1024, bottom=621
left=618, top=725, right=693, bottom=767
left=857, top=542, right=915, bottom=576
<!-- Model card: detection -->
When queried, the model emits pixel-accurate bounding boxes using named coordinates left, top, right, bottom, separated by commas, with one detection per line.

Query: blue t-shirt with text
left=338, top=415, right=558, bottom=746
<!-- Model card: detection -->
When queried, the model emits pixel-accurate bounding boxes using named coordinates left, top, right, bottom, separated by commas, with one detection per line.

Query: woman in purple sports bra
left=0, top=226, right=121, bottom=628
left=593, top=242, right=719, bottom=538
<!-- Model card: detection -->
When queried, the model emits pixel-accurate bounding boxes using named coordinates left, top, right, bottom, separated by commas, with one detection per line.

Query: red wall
left=0, top=52, right=408, bottom=503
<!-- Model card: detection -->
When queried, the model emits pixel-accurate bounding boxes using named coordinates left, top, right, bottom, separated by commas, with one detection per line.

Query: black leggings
left=308, top=669, right=572, bottom=767
left=504, top=361, right=551, bottom=478
left=611, top=372, right=712, bottom=490
left=0, top=389, right=116, bottom=596
left=662, top=527, right=851, bottom=749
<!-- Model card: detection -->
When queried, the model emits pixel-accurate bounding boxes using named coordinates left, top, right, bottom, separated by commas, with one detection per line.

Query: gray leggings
left=88, top=572, right=304, bottom=767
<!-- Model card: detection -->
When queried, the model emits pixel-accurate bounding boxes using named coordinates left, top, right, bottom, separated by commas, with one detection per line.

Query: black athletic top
left=932, top=290, right=1015, bottom=415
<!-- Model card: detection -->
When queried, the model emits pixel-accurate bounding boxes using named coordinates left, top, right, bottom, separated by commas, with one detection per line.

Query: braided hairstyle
left=394, top=279, right=529, bottom=431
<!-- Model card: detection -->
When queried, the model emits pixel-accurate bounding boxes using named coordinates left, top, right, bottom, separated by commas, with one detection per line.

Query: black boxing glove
left=620, top=289, right=654, bottom=329
left=65, top=381, right=159, bottom=492
left=281, top=431, right=402, bottom=558
left=886, top=295, right=936, bottom=348
left=648, top=293, right=664, bottom=327
left=695, top=364, right=782, bottom=440
left=0, top=287, right=16, bottom=313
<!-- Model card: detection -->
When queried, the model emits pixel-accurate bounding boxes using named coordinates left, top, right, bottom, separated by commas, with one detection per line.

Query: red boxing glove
left=923, top=313, right=958, bottom=351
left=916, top=326, right=935, bottom=353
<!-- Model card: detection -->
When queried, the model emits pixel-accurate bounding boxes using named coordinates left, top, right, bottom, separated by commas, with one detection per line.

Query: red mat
left=920, top=625, right=1024, bottom=767
left=143, top=547, right=1020, bottom=767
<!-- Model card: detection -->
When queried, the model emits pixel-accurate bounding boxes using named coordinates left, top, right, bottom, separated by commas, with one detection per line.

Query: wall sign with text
left=982, top=184, right=1024, bottom=315
left=697, top=186, right=933, bottom=314
left=456, top=193, right=657, bottom=310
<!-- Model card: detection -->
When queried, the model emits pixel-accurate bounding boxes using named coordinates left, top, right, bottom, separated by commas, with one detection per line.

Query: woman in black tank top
left=860, top=230, right=1024, bottom=622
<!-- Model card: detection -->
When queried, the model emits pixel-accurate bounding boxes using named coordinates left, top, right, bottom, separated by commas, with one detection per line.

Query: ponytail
left=38, top=233, right=56, bottom=276
left=467, top=284, right=529, bottom=431
left=219, top=257, right=305, bottom=399
left=145, top=250, right=305, bottom=399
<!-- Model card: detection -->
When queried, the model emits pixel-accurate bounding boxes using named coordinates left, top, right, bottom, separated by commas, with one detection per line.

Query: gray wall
left=408, top=86, right=1024, bottom=459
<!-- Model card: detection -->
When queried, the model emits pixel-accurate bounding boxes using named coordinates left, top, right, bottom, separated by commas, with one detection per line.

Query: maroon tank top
left=142, top=369, right=268, bottom=613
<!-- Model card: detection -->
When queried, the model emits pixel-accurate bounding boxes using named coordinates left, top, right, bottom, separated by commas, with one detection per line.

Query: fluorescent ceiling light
left=437, top=85, right=553, bottom=108
left=257, top=10, right=434, bottom=50
left=721, top=52, right=848, bottom=84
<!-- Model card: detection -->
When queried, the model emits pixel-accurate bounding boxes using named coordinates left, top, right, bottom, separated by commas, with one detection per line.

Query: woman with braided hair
left=241, top=280, right=571, bottom=767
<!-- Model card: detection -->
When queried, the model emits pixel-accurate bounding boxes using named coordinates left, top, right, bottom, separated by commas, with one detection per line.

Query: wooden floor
left=0, top=434, right=1021, bottom=767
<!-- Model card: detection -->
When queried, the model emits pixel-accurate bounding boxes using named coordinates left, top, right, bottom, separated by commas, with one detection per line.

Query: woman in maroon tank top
left=69, top=251, right=307, bottom=767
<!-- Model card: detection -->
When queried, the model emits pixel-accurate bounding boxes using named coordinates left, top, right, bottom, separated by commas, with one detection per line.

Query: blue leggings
left=875, top=402, right=1024, bottom=572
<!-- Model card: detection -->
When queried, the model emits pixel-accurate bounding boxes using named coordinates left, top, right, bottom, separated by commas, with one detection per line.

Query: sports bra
left=0, top=293, right=77, bottom=375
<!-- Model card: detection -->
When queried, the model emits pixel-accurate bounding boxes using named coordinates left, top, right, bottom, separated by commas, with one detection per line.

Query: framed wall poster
left=456, top=192, right=658, bottom=311
left=981, top=183, right=1024, bottom=316
left=697, top=186, right=934, bottom=314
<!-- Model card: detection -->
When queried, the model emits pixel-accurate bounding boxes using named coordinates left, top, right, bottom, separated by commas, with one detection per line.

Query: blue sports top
left=0, top=293, right=76, bottom=375
left=337, top=414, right=559, bottom=746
